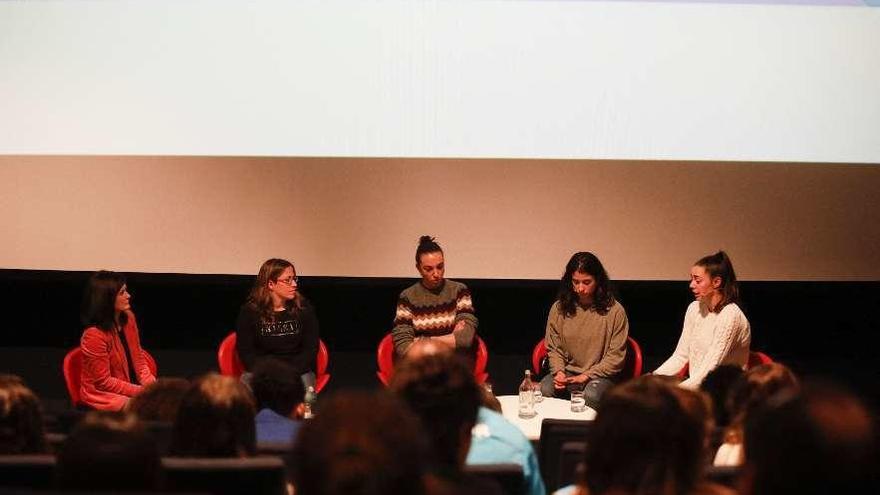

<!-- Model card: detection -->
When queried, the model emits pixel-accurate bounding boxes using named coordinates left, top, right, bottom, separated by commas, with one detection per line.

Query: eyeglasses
left=275, top=276, right=299, bottom=286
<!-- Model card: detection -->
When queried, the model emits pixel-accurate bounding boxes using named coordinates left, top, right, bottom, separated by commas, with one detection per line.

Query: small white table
left=497, top=395, right=596, bottom=440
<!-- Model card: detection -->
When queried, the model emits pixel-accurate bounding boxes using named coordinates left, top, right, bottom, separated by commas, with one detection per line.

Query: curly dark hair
left=557, top=252, right=615, bottom=317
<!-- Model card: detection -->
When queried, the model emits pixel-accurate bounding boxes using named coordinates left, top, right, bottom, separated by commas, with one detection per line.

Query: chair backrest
left=531, top=337, right=642, bottom=380
left=217, top=332, right=331, bottom=393
left=376, top=333, right=395, bottom=386
left=623, top=336, right=643, bottom=378
left=217, top=333, right=245, bottom=377
left=538, top=418, right=593, bottom=493
left=0, top=455, right=56, bottom=490
left=464, top=463, right=526, bottom=495
left=62, top=346, right=159, bottom=407
left=705, top=465, right=742, bottom=489
left=376, top=333, right=490, bottom=386
left=558, top=441, right=587, bottom=490
left=162, top=456, right=287, bottom=495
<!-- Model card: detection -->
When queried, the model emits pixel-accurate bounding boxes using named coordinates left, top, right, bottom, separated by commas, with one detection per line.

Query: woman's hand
left=565, top=373, right=589, bottom=385
left=553, top=371, right=568, bottom=389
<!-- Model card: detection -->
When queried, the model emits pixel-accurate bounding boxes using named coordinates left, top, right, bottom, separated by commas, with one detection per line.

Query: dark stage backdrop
left=1, top=269, right=877, bottom=407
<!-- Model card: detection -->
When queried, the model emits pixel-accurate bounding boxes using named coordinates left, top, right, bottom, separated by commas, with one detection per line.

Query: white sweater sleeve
left=680, top=304, right=747, bottom=388
left=654, top=301, right=698, bottom=376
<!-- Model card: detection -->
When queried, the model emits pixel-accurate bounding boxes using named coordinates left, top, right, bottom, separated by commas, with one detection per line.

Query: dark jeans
left=539, top=372, right=614, bottom=410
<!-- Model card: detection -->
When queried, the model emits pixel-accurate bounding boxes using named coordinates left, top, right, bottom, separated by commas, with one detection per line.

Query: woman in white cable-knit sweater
left=654, top=251, right=751, bottom=389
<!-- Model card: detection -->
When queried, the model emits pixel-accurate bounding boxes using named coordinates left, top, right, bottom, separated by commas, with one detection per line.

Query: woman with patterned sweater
left=654, top=251, right=751, bottom=388
left=392, top=236, right=478, bottom=357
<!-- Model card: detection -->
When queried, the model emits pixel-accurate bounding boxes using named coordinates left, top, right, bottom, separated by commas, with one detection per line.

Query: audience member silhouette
left=287, top=390, right=431, bottom=495
left=127, top=377, right=190, bottom=423
left=742, top=381, right=877, bottom=495
left=390, top=341, right=502, bottom=495
left=0, top=374, right=48, bottom=454
left=169, top=373, right=256, bottom=457
left=714, top=362, right=799, bottom=467
left=250, top=357, right=305, bottom=446
left=55, top=411, right=161, bottom=491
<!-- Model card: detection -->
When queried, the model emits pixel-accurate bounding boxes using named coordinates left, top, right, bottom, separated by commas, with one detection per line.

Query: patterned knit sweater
left=392, top=279, right=478, bottom=355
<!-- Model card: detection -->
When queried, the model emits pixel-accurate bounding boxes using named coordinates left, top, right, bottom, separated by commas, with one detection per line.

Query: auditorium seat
left=464, top=463, right=525, bottom=495
left=376, top=333, right=490, bottom=386
left=217, top=332, right=330, bottom=393
left=538, top=418, right=593, bottom=493
left=162, top=456, right=286, bottom=495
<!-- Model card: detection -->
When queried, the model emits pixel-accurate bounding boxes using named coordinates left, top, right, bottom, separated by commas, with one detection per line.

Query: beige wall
left=2, top=156, right=879, bottom=281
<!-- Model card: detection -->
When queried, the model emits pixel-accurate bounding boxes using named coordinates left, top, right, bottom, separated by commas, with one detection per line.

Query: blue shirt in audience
left=255, top=408, right=301, bottom=446
left=467, top=406, right=546, bottom=495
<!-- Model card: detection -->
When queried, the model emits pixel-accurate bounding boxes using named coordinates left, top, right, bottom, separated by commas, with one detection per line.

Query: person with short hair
left=127, top=377, right=190, bottom=423
left=169, top=373, right=256, bottom=457
left=713, top=362, right=799, bottom=467
left=742, top=382, right=877, bottom=495
left=390, top=342, right=501, bottom=495
left=56, top=411, right=161, bottom=492
left=541, top=252, right=629, bottom=408
left=236, top=258, right=320, bottom=389
left=654, top=251, right=751, bottom=388
left=79, top=270, right=156, bottom=411
left=392, top=236, right=478, bottom=357
left=0, top=374, right=48, bottom=454
left=250, top=357, right=305, bottom=446
left=556, top=377, right=707, bottom=495
left=287, top=390, right=431, bottom=495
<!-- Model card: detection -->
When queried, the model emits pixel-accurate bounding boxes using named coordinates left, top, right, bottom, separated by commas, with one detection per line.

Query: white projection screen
left=1, top=1, right=879, bottom=281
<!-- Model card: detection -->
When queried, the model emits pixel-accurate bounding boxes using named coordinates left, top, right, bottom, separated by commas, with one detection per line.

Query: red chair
left=376, top=333, right=490, bottom=386
left=216, top=332, right=330, bottom=393
left=676, top=350, right=774, bottom=379
left=531, top=336, right=643, bottom=379
left=62, top=346, right=158, bottom=407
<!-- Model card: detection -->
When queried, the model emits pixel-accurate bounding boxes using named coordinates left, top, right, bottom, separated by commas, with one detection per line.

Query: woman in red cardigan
left=79, top=271, right=156, bottom=411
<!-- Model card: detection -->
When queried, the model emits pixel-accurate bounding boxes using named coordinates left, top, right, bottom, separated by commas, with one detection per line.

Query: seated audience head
left=700, top=364, right=745, bottom=428
left=743, top=381, right=877, bottom=495
left=249, top=258, right=301, bottom=317
left=0, top=374, right=48, bottom=454
left=288, top=390, right=430, bottom=495
left=415, top=235, right=445, bottom=290
left=390, top=345, right=481, bottom=470
left=127, top=377, right=190, bottom=423
left=56, top=411, right=161, bottom=491
left=251, top=357, right=306, bottom=418
left=558, top=251, right=614, bottom=316
left=691, top=251, right=739, bottom=312
left=668, top=385, right=716, bottom=463
left=726, top=362, right=799, bottom=441
left=170, top=373, right=256, bottom=457
left=81, top=270, right=131, bottom=330
left=584, top=377, right=703, bottom=495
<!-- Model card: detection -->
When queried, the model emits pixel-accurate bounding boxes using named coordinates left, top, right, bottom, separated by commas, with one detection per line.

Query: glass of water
left=532, top=382, right=543, bottom=403
left=570, top=389, right=586, bottom=412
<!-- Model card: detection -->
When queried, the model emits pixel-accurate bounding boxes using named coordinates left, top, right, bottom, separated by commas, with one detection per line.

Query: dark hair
left=0, top=374, right=48, bottom=454
left=584, top=377, right=703, bottom=495
left=557, top=252, right=615, bottom=317
left=288, top=390, right=430, bottom=495
left=390, top=351, right=481, bottom=470
left=744, top=382, right=877, bottom=495
left=169, top=373, right=256, bottom=458
left=415, top=235, right=443, bottom=265
left=251, top=357, right=306, bottom=417
left=725, top=362, right=799, bottom=444
left=694, top=250, right=740, bottom=312
left=81, top=270, right=128, bottom=331
left=699, top=364, right=746, bottom=429
left=246, top=258, right=303, bottom=322
left=128, top=378, right=191, bottom=423
left=56, top=411, right=161, bottom=491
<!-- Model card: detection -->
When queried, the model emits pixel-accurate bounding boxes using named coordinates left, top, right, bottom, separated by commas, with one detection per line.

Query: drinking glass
left=570, top=389, right=586, bottom=412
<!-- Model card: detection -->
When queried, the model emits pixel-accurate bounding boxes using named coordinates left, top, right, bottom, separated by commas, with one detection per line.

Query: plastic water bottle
left=303, top=385, right=316, bottom=419
left=518, top=370, right=536, bottom=418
